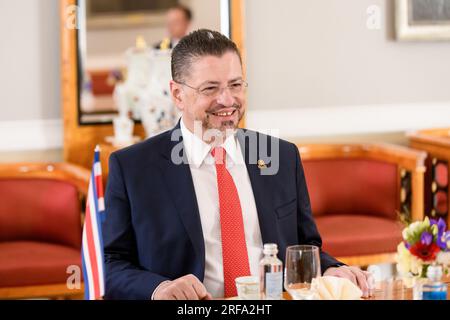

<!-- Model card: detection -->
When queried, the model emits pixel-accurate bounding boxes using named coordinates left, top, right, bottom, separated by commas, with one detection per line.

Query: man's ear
left=170, top=80, right=184, bottom=111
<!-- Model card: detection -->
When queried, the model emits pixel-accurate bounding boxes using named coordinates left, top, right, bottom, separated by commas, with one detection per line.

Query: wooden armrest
left=408, top=128, right=450, bottom=149
left=297, top=143, right=426, bottom=172
left=0, top=162, right=90, bottom=196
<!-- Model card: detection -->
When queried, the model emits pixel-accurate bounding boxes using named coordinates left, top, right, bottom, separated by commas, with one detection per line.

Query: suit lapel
left=236, top=129, right=279, bottom=246
left=161, top=124, right=205, bottom=279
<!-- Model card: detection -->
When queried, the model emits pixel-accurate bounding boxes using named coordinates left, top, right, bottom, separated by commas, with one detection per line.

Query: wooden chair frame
left=409, top=128, right=450, bottom=227
left=0, top=162, right=89, bottom=299
left=297, top=143, right=427, bottom=266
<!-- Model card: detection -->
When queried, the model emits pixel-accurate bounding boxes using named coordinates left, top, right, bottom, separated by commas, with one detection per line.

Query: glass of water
left=284, top=245, right=321, bottom=300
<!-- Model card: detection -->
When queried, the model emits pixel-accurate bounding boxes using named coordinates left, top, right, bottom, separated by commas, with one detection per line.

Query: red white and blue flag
left=81, top=145, right=105, bottom=300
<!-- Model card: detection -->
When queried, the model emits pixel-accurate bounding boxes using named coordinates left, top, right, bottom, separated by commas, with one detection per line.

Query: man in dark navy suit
left=103, top=29, right=373, bottom=300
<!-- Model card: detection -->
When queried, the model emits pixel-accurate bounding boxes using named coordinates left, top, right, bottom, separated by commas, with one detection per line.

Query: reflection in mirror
left=77, top=0, right=227, bottom=140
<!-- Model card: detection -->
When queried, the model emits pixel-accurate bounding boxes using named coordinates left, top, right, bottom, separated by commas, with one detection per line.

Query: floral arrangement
left=397, top=217, right=450, bottom=278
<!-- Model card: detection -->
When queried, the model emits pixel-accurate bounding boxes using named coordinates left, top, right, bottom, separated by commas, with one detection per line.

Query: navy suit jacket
left=103, top=123, right=342, bottom=299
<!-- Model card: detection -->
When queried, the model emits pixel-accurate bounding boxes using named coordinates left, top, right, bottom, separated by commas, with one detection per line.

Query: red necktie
left=212, top=147, right=251, bottom=297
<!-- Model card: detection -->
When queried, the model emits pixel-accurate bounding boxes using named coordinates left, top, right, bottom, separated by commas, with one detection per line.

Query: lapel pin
left=257, top=159, right=267, bottom=169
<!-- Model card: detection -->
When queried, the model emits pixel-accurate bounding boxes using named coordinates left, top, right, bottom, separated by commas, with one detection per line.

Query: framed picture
left=396, top=0, right=450, bottom=40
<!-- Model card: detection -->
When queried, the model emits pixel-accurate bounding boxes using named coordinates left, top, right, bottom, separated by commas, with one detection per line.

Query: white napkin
left=311, top=276, right=362, bottom=300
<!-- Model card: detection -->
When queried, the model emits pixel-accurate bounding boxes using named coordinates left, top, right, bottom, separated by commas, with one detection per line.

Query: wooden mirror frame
left=60, top=0, right=246, bottom=169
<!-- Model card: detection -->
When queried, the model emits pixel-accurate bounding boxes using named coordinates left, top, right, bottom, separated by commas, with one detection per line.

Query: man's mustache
left=206, top=104, right=241, bottom=114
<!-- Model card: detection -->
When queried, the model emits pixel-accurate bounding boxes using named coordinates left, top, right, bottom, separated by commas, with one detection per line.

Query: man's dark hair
left=170, top=4, right=193, bottom=22
left=171, top=29, right=242, bottom=82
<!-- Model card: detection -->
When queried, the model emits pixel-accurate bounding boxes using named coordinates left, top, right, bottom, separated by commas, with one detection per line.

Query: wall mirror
left=60, top=0, right=244, bottom=169
left=77, top=0, right=226, bottom=125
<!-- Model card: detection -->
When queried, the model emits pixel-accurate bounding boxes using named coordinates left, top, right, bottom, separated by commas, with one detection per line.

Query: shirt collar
left=180, top=118, right=241, bottom=168
left=180, top=118, right=211, bottom=168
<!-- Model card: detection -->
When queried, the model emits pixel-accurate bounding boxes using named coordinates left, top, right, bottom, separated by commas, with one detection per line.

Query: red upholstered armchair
left=298, top=144, right=427, bottom=266
left=0, top=163, right=89, bottom=299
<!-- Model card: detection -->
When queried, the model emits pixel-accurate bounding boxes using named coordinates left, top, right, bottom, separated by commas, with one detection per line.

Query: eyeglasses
left=175, top=79, right=248, bottom=98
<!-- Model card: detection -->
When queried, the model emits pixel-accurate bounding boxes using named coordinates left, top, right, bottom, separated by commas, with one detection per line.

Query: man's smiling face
left=170, top=51, right=246, bottom=137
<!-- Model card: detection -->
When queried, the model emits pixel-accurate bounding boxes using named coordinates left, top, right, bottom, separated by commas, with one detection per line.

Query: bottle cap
left=426, top=265, right=443, bottom=281
left=263, top=243, right=278, bottom=255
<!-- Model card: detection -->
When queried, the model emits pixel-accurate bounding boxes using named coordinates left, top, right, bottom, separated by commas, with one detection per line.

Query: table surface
left=367, top=277, right=449, bottom=300
left=282, top=277, right=450, bottom=300
left=230, top=277, right=450, bottom=300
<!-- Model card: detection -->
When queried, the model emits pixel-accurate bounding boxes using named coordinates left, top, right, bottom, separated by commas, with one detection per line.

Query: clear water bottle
left=422, top=265, right=447, bottom=300
left=259, top=243, right=283, bottom=300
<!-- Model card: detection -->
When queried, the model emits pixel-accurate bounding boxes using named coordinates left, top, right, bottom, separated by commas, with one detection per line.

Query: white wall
left=2, top=0, right=450, bottom=150
left=0, top=0, right=60, bottom=121
left=0, top=0, right=62, bottom=151
left=244, top=0, right=450, bottom=139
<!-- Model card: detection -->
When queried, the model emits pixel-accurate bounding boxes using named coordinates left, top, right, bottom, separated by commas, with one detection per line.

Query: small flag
left=81, top=145, right=105, bottom=300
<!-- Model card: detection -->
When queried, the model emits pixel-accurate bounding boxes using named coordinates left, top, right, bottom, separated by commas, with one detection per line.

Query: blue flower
left=420, top=231, right=433, bottom=246
left=443, top=231, right=450, bottom=251
left=432, top=218, right=448, bottom=250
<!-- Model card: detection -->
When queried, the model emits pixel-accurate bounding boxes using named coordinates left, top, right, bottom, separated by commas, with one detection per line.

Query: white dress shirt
left=180, top=119, right=264, bottom=298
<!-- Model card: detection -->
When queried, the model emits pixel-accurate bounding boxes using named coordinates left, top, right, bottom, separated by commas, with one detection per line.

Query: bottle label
left=422, top=284, right=447, bottom=300
left=265, top=272, right=282, bottom=299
